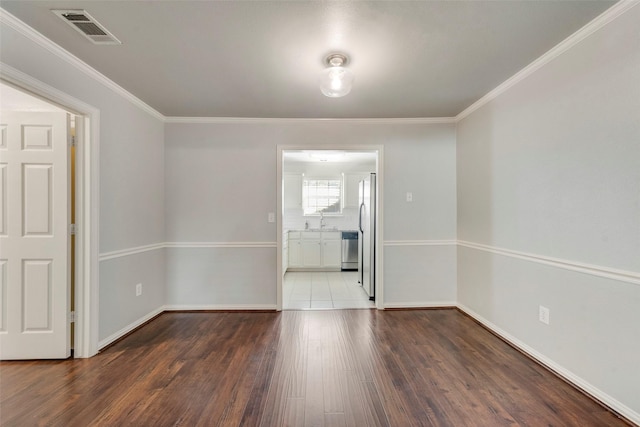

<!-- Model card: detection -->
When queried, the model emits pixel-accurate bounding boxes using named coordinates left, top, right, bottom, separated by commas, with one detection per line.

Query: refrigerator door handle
left=358, top=203, right=364, bottom=233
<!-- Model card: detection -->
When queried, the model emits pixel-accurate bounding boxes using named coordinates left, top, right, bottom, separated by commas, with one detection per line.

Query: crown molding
left=164, top=116, right=456, bottom=125
left=456, top=0, right=640, bottom=122
left=0, top=8, right=165, bottom=122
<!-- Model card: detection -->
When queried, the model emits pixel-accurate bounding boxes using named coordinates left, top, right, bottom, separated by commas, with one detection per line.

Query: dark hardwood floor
left=0, top=309, right=629, bottom=426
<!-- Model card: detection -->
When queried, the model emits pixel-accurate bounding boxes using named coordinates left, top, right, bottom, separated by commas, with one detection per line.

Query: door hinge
left=70, top=135, right=77, bottom=147
left=69, top=311, right=75, bottom=323
left=70, top=224, right=77, bottom=235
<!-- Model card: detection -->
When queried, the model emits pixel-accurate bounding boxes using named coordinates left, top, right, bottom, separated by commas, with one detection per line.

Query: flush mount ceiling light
left=319, top=53, right=354, bottom=98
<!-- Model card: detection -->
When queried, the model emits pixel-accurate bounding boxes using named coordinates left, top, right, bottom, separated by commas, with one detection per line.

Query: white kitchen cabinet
left=301, top=231, right=321, bottom=267
left=284, top=174, right=302, bottom=209
left=302, top=240, right=322, bottom=267
left=322, top=232, right=341, bottom=268
left=288, top=231, right=342, bottom=271
left=288, top=232, right=302, bottom=267
left=344, top=173, right=368, bottom=208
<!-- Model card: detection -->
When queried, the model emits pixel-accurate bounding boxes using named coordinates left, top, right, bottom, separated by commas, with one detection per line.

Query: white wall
left=457, top=5, right=640, bottom=419
left=0, top=19, right=166, bottom=343
left=165, top=121, right=457, bottom=307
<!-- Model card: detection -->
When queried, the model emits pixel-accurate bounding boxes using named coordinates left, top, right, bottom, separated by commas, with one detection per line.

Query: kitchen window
left=303, top=178, right=342, bottom=215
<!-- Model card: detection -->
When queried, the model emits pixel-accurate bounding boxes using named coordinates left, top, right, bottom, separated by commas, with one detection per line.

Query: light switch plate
left=406, top=192, right=413, bottom=202
left=268, top=212, right=275, bottom=223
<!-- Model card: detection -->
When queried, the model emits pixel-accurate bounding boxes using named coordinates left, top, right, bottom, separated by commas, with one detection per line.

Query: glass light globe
left=319, top=65, right=354, bottom=98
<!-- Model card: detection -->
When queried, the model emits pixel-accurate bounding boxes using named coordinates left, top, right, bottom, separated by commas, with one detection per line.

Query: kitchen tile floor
left=283, top=271, right=375, bottom=310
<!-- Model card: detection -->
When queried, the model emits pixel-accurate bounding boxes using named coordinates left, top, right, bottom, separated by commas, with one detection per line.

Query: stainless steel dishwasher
left=341, top=231, right=358, bottom=270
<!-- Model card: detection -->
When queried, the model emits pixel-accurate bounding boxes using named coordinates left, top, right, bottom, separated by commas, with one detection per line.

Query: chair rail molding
left=457, top=240, right=640, bottom=286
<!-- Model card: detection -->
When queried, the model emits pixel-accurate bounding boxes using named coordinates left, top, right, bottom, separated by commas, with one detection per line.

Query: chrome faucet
left=320, top=212, right=326, bottom=229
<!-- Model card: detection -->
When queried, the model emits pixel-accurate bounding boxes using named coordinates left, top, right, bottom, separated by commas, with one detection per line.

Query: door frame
left=1, top=64, right=100, bottom=358
left=276, top=145, right=384, bottom=311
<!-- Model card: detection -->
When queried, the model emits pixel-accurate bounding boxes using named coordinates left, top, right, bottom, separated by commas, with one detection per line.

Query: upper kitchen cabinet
left=284, top=174, right=302, bottom=209
left=344, top=173, right=368, bottom=208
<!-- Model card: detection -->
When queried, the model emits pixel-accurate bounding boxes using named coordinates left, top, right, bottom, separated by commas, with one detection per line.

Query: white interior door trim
left=277, top=144, right=384, bottom=311
left=1, top=63, right=100, bottom=358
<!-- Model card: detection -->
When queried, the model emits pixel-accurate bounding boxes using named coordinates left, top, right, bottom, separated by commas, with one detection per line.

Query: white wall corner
left=97, top=306, right=166, bottom=350
left=456, top=303, right=640, bottom=426
left=455, top=0, right=640, bottom=122
left=0, top=8, right=165, bottom=121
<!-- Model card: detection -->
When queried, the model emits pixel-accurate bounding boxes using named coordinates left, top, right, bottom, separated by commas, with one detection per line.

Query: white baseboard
left=164, top=304, right=277, bottom=311
left=456, top=303, right=640, bottom=426
left=97, top=306, right=165, bottom=350
left=384, top=301, right=457, bottom=309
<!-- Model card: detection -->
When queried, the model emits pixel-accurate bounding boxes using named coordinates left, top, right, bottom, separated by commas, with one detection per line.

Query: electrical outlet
left=406, top=192, right=413, bottom=202
left=539, top=305, right=550, bottom=325
left=136, top=283, right=142, bottom=297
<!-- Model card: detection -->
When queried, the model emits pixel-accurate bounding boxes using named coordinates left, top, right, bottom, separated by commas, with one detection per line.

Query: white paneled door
left=0, top=112, right=70, bottom=359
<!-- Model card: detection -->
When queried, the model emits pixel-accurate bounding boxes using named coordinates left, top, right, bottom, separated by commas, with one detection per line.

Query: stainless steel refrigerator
left=358, top=173, right=376, bottom=300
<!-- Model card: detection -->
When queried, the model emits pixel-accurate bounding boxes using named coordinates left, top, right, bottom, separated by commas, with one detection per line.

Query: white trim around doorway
left=1, top=63, right=100, bottom=358
left=277, top=145, right=384, bottom=311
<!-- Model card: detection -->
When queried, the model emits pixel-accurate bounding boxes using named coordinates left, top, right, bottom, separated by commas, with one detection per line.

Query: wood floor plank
left=322, top=342, right=345, bottom=414
left=361, top=380, right=392, bottom=427
left=324, top=412, right=348, bottom=427
left=304, top=339, right=324, bottom=427
left=283, top=398, right=306, bottom=427
left=339, top=369, right=371, bottom=427
left=239, top=348, right=279, bottom=426
left=0, top=310, right=632, bottom=427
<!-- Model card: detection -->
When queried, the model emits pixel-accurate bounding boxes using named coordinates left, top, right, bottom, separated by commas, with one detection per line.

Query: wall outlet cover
left=136, top=283, right=142, bottom=297
left=539, top=305, right=550, bottom=325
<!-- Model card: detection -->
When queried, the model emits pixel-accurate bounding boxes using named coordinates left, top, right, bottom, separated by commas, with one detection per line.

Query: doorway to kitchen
left=276, top=147, right=384, bottom=311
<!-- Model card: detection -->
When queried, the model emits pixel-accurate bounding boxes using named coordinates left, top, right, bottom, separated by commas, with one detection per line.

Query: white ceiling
left=0, top=1, right=615, bottom=119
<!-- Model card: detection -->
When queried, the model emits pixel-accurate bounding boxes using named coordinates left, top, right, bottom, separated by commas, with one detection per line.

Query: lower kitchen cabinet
left=288, top=233, right=302, bottom=267
left=322, top=234, right=341, bottom=268
left=287, top=230, right=341, bottom=270
left=302, top=240, right=321, bottom=267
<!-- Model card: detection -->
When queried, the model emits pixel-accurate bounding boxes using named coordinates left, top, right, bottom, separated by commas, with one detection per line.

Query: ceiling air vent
left=52, top=9, right=121, bottom=45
